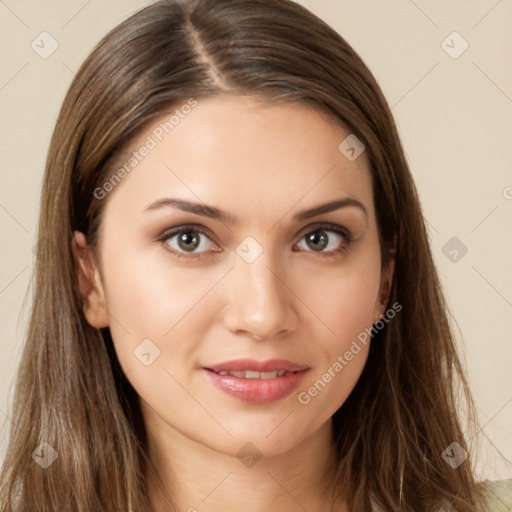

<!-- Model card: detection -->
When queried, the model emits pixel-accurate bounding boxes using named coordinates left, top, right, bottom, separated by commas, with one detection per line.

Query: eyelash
left=157, top=223, right=354, bottom=260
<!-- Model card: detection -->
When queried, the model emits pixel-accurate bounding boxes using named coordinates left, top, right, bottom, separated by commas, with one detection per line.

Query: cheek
left=293, top=278, right=376, bottom=424
left=292, top=245, right=381, bottom=412
left=295, top=244, right=382, bottom=349
left=101, top=252, right=220, bottom=427
left=295, top=343, right=369, bottom=428
left=100, top=246, right=221, bottom=376
left=307, top=268, right=379, bottom=333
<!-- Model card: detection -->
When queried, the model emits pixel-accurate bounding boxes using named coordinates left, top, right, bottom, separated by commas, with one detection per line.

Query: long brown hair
left=0, top=0, right=487, bottom=510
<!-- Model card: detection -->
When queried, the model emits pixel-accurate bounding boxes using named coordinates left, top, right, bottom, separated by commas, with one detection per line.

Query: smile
left=203, top=358, right=309, bottom=404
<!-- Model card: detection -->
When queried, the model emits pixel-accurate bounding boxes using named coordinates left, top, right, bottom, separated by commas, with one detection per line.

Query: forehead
left=101, top=95, right=374, bottom=224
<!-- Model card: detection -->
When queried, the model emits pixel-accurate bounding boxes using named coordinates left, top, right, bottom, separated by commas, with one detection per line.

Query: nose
left=222, top=253, right=299, bottom=340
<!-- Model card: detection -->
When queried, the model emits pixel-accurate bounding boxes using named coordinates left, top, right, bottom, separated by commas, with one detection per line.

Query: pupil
left=178, top=231, right=200, bottom=251
left=308, top=231, right=328, bottom=251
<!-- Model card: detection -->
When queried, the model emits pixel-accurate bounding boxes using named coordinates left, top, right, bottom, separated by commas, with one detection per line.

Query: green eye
left=161, top=226, right=215, bottom=258
left=297, top=225, right=353, bottom=255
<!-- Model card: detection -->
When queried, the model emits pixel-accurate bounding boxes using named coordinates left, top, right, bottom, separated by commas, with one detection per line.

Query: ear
left=373, top=236, right=396, bottom=323
left=71, top=231, right=110, bottom=329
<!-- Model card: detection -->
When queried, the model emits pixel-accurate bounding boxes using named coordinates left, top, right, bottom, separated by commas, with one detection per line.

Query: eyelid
left=295, top=221, right=353, bottom=241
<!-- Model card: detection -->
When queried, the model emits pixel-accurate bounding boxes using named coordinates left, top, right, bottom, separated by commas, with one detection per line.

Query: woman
left=0, top=0, right=510, bottom=510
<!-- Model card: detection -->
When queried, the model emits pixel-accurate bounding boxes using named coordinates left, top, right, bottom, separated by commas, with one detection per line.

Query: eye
left=158, top=225, right=218, bottom=259
left=295, top=223, right=353, bottom=256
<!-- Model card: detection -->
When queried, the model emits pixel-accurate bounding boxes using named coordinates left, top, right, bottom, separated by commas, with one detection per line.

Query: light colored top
left=479, top=478, right=512, bottom=511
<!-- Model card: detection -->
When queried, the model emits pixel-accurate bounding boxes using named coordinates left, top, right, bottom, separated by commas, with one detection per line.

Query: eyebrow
left=144, top=197, right=368, bottom=224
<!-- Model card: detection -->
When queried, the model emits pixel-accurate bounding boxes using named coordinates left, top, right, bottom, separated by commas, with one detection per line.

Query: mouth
left=203, top=358, right=309, bottom=404
left=208, top=369, right=291, bottom=379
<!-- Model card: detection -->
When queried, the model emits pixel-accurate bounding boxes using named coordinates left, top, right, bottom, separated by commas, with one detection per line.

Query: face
left=73, top=95, right=393, bottom=458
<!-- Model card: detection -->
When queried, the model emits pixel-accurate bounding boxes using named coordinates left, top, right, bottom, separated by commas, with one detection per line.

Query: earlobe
left=71, top=231, right=110, bottom=329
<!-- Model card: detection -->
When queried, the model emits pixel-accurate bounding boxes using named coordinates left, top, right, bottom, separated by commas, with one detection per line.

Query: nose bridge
left=223, top=244, right=297, bottom=338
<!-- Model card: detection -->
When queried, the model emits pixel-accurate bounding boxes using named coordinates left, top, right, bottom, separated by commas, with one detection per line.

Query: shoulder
left=478, top=478, right=512, bottom=511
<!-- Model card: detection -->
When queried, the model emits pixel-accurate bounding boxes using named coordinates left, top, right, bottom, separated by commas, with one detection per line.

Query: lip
left=204, top=358, right=309, bottom=404
left=206, top=358, right=309, bottom=373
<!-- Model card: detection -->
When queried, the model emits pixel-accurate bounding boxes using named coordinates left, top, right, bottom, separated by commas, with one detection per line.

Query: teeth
left=246, top=370, right=265, bottom=379
left=215, top=370, right=289, bottom=379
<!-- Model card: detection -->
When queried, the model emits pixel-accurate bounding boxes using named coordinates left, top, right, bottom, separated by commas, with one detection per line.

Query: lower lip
left=204, top=369, right=309, bottom=404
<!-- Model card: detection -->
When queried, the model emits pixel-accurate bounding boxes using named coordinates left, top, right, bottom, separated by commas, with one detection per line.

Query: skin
left=72, top=95, right=394, bottom=511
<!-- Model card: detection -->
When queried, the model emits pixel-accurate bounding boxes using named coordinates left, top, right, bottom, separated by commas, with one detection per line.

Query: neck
left=145, top=419, right=346, bottom=512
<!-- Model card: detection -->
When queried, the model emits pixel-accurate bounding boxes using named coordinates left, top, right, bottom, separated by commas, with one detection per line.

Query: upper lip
left=205, top=358, right=309, bottom=373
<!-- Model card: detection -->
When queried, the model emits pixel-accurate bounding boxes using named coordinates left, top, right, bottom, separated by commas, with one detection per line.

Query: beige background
left=0, top=0, right=511, bottom=479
